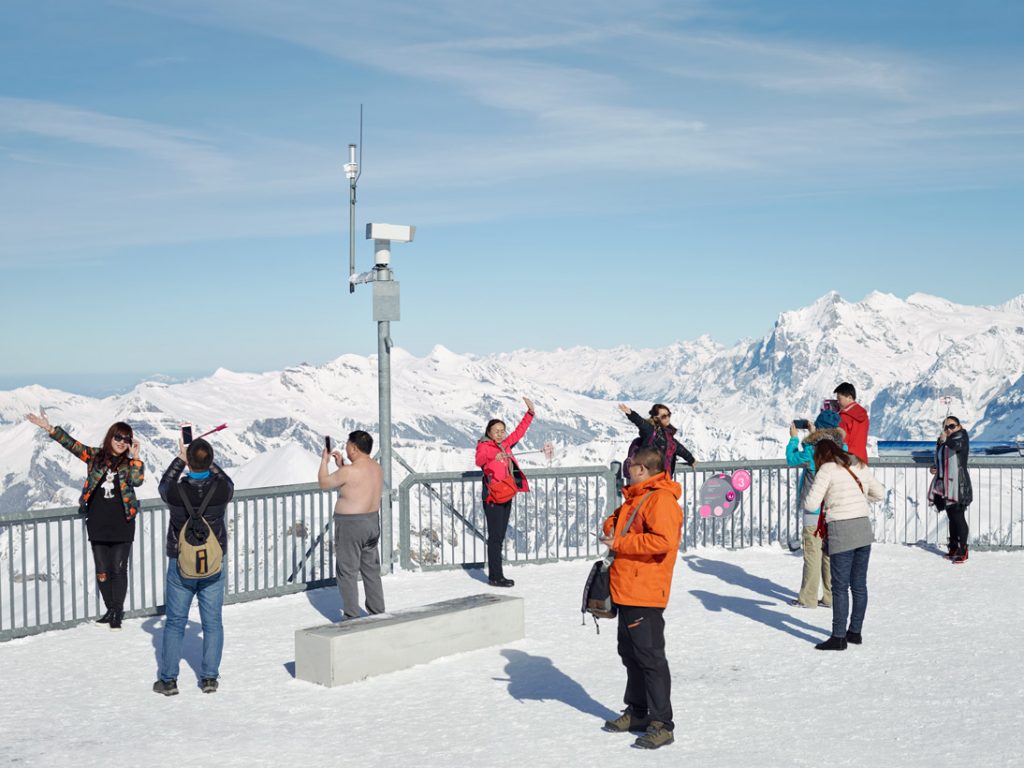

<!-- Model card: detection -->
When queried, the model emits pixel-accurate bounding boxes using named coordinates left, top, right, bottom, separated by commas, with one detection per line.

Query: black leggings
left=945, top=505, right=969, bottom=552
left=484, top=501, right=512, bottom=580
left=92, top=542, right=132, bottom=612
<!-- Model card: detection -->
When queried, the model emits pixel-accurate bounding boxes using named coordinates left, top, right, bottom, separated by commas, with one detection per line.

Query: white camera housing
left=365, top=223, right=415, bottom=243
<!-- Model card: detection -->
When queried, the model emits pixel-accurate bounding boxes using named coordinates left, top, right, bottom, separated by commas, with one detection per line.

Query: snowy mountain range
left=1, top=291, right=1022, bottom=516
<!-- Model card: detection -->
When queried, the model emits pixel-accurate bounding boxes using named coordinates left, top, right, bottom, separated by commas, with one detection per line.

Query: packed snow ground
left=1, top=545, right=1022, bottom=767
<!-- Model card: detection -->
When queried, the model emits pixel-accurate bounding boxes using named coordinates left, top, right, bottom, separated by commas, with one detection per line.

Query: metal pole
left=348, top=177, right=356, bottom=294
left=377, top=265, right=394, bottom=573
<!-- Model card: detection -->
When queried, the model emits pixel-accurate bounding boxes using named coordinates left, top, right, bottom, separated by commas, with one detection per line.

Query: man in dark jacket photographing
left=153, top=436, right=234, bottom=696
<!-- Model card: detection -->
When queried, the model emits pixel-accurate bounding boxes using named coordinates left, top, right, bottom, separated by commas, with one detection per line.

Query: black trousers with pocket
left=483, top=500, right=512, bottom=580
left=616, top=604, right=673, bottom=730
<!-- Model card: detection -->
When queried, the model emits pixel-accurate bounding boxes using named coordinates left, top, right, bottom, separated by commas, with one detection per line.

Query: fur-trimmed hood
left=803, top=427, right=846, bottom=447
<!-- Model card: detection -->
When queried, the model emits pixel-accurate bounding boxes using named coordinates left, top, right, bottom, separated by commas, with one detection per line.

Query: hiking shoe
left=109, top=610, right=123, bottom=630
left=602, top=708, right=650, bottom=733
left=632, top=721, right=674, bottom=750
left=488, top=578, right=515, bottom=587
left=814, top=635, right=848, bottom=651
left=846, top=630, right=863, bottom=645
left=95, top=609, right=113, bottom=626
left=200, top=677, right=218, bottom=694
left=818, top=599, right=832, bottom=608
left=152, top=679, right=178, bottom=696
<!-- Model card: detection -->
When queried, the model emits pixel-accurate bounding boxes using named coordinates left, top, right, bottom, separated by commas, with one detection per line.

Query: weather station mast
left=345, top=119, right=415, bottom=573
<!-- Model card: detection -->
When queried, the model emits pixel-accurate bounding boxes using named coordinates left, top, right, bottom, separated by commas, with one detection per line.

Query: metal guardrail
left=3, top=456, right=1021, bottom=640
left=397, top=458, right=1024, bottom=566
left=397, top=465, right=620, bottom=570
left=0, top=482, right=340, bottom=642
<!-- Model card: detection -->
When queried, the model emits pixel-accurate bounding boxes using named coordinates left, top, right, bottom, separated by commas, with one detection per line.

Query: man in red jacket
left=835, top=382, right=870, bottom=464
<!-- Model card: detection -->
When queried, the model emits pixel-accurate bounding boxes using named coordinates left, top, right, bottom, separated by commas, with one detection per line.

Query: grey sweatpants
left=333, top=513, right=386, bottom=619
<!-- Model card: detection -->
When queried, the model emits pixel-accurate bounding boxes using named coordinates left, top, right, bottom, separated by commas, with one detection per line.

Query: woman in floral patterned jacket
left=27, top=411, right=145, bottom=630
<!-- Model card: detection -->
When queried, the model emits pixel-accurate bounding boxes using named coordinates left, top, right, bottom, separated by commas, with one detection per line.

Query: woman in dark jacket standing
left=26, top=411, right=145, bottom=629
left=618, top=403, right=697, bottom=482
left=475, top=397, right=535, bottom=587
left=929, top=416, right=973, bottom=563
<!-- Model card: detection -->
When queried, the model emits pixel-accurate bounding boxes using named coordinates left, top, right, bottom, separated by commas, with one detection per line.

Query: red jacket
left=839, top=402, right=870, bottom=464
left=601, top=472, right=682, bottom=608
left=475, top=410, right=534, bottom=493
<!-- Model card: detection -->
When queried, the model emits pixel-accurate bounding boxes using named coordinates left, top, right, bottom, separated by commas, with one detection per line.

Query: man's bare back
left=318, top=443, right=383, bottom=515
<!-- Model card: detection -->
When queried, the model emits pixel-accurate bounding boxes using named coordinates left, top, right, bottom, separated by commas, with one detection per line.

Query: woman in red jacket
left=475, top=397, right=535, bottom=587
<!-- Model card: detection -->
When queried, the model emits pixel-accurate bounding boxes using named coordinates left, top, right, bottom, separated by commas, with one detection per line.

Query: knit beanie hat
left=814, top=409, right=841, bottom=430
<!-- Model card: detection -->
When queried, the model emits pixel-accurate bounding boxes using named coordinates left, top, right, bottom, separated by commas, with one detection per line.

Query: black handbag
left=581, top=492, right=653, bottom=631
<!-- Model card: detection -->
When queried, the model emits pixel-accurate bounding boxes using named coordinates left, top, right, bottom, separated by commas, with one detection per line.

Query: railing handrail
left=0, top=481, right=327, bottom=523
left=7, top=456, right=1022, bottom=524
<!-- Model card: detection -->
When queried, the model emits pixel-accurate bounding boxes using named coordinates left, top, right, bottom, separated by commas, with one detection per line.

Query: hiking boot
left=632, top=721, right=674, bottom=750
left=200, top=677, right=218, bottom=694
left=846, top=630, right=863, bottom=645
left=952, top=546, right=968, bottom=564
left=95, top=609, right=113, bottom=626
left=152, top=679, right=178, bottom=696
left=109, top=610, right=123, bottom=630
left=602, top=708, right=649, bottom=733
left=814, top=635, right=847, bottom=651
left=488, top=577, right=515, bottom=587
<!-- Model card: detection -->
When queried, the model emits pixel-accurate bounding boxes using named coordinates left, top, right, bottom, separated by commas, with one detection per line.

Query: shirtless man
left=318, top=430, right=385, bottom=619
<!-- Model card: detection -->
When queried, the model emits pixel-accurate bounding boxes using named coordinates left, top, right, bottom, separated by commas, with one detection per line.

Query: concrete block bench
left=295, top=593, right=525, bottom=687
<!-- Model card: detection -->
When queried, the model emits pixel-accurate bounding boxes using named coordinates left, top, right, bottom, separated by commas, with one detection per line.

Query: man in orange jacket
left=599, top=447, right=683, bottom=750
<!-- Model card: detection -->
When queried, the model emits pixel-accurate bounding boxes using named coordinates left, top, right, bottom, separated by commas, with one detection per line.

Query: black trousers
left=92, top=541, right=132, bottom=611
left=617, top=605, right=673, bottom=730
left=945, top=504, right=969, bottom=552
left=483, top=501, right=512, bottom=580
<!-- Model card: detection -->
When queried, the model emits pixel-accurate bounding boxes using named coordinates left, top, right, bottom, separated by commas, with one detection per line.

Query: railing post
left=398, top=478, right=412, bottom=570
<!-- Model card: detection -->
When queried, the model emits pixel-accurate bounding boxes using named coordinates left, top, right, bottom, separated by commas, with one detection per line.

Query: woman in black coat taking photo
left=26, top=411, right=145, bottom=628
left=929, top=416, right=973, bottom=564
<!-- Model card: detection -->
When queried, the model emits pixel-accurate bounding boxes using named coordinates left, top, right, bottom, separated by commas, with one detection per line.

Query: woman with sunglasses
left=26, top=411, right=144, bottom=629
left=618, top=403, right=697, bottom=482
left=929, top=417, right=973, bottom=563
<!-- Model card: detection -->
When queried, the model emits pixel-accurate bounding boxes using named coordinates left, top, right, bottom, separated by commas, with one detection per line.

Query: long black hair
left=97, top=422, right=134, bottom=469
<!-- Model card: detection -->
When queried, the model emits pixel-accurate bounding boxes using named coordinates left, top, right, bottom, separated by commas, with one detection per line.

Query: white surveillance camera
left=365, top=223, right=415, bottom=243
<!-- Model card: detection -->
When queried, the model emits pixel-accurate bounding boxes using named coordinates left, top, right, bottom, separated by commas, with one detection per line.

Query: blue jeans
left=829, top=545, right=871, bottom=638
left=158, top=559, right=225, bottom=682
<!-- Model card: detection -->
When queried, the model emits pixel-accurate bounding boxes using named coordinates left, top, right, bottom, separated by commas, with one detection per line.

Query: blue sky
left=1, top=0, right=1022, bottom=393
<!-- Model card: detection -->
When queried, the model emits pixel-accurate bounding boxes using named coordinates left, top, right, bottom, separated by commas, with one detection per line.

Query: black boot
left=488, top=577, right=515, bottom=587
left=846, top=630, right=863, bottom=645
left=95, top=609, right=114, bottom=626
left=109, top=609, right=123, bottom=630
left=814, top=635, right=847, bottom=651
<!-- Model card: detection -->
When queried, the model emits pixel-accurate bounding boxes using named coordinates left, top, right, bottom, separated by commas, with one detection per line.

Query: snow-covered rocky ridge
left=1, top=291, right=1022, bottom=515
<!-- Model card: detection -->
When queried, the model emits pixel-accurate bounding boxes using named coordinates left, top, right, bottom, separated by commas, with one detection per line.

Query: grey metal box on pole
left=373, top=281, right=401, bottom=322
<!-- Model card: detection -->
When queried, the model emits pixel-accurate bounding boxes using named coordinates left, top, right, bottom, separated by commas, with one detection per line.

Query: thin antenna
left=346, top=105, right=364, bottom=294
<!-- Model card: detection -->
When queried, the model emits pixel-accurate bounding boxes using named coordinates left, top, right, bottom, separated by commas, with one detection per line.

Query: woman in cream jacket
left=803, top=440, right=885, bottom=651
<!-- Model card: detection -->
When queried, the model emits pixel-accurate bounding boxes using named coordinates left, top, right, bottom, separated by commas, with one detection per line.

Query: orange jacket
left=601, top=472, right=682, bottom=608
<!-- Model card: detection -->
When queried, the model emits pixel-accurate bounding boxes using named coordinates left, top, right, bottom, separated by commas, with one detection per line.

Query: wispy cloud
left=0, top=97, right=233, bottom=183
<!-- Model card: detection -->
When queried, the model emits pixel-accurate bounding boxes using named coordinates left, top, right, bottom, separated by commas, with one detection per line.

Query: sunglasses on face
left=943, top=424, right=957, bottom=431
left=113, top=434, right=132, bottom=443
left=657, top=413, right=671, bottom=420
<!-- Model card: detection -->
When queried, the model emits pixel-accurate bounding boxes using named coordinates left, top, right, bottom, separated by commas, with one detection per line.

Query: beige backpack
left=177, top=485, right=223, bottom=578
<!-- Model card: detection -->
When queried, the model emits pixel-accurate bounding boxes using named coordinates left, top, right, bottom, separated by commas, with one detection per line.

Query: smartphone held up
left=181, top=424, right=193, bottom=445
